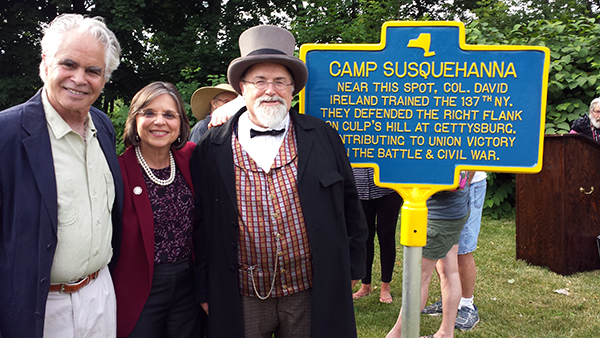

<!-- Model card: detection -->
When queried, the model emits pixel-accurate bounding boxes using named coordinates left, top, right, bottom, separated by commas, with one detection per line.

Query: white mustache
left=256, top=96, right=286, bottom=105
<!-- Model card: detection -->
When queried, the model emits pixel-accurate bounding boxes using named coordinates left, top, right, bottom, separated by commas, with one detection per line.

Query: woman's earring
left=135, top=134, right=140, bottom=142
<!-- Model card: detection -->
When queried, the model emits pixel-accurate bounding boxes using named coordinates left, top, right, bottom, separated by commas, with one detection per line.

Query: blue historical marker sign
left=300, top=21, right=550, bottom=189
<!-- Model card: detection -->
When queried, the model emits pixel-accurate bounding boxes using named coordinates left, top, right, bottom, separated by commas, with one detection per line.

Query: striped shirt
left=352, top=167, right=395, bottom=200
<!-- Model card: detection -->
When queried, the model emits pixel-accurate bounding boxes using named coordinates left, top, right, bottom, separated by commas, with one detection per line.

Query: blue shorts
left=458, top=179, right=487, bottom=255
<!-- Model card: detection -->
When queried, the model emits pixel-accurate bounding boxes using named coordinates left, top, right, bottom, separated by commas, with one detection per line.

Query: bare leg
left=386, top=257, right=438, bottom=338
left=380, top=282, right=393, bottom=303
left=433, top=244, right=461, bottom=338
left=352, top=283, right=372, bottom=300
left=457, top=252, right=476, bottom=298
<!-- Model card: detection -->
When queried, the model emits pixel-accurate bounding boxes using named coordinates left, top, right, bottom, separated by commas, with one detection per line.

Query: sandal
left=379, top=295, right=393, bottom=304
left=352, top=285, right=372, bottom=300
left=379, top=282, right=393, bottom=303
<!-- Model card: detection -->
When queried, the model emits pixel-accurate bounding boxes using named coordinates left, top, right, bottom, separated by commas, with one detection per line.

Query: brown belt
left=49, top=269, right=101, bottom=294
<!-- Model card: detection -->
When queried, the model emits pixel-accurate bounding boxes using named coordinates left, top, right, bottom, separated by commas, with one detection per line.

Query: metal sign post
left=300, top=21, right=549, bottom=337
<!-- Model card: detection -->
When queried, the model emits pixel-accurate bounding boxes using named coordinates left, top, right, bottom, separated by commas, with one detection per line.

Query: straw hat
left=227, top=25, right=308, bottom=96
left=190, top=83, right=237, bottom=120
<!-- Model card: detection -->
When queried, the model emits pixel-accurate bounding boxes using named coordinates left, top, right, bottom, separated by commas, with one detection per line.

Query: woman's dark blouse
left=142, top=165, right=195, bottom=264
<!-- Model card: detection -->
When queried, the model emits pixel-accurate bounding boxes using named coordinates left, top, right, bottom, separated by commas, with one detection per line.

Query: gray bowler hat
left=227, top=25, right=308, bottom=96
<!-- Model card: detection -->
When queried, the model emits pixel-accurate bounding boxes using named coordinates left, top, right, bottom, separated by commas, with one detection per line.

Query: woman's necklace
left=135, top=146, right=176, bottom=186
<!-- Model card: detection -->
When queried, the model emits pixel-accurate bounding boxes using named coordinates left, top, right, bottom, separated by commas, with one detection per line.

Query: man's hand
left=208, top=96, right=245, bottom=128
left=201, top=302, right=209, bottom=315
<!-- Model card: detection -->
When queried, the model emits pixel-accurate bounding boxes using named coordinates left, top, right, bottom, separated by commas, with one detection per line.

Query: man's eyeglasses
left=242, top=80, right=293, bottom=91
left=216, top=98, right=232, bottom=104
left=136, top=109, right=180, bottom=120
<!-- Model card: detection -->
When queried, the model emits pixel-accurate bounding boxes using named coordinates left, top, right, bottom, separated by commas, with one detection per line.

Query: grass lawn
left=352, top=216, right=600, bottom=337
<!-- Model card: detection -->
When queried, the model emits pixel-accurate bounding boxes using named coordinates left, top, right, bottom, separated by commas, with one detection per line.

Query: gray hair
left=123, top=82, right=190, bottom=150
left=590, top=97, right=600, bottom=114
left=39, top=14, right=121, bottom=83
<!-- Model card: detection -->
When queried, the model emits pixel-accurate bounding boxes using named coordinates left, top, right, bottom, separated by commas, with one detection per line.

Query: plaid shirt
left=233, top=122, right=313, bottom=298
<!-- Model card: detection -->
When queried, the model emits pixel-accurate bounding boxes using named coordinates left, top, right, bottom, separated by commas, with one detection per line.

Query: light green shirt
left=42, top=89, right=115, bottom=283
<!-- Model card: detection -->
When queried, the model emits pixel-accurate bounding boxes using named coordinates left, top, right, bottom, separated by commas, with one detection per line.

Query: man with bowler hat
left=190, top=25, right=368, bottom=337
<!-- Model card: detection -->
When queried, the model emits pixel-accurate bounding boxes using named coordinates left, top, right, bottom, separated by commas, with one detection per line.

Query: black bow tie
left=250, top=128, right=285, bottom=138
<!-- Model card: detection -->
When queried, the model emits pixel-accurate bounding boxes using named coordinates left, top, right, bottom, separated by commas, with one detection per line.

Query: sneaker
left=421, top=300, right=443, bottom=316
left=455, top=305, right=480, bottom=331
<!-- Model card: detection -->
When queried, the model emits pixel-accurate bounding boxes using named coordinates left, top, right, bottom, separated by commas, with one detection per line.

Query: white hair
left=589, top=97, right=600, bottom=114
left=38, top=14, right=121, bottom=83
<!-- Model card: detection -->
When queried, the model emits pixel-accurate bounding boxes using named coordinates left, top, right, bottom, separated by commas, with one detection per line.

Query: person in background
left=421, top=171, right=487, bottom=332
left=0, top=14, right=123, bottom=338
left=111, top=82, right=203, bottom=338
left=190, top=25, right=367, bottom=338
left=351, top=167, right=402, bottom=304
left=570, top=97, right=600, bottom=142
left=189, top=83, right=238, bottom=143
left=387, top=171, right=473, bottom=338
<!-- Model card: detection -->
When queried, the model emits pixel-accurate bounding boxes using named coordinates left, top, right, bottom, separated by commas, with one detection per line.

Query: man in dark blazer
left=0, top=14, right=123, bottom=338
left=190, top=25, right=368, bottom=338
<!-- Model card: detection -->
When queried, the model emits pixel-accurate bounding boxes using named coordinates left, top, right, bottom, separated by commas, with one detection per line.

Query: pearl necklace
left=135, top=146, right=176, bottom=186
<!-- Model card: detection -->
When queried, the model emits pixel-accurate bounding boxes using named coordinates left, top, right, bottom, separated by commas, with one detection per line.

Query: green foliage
left=536, top=17, right=600, bottom=133
left=482, top=172, right=515, bottom=219
left=108, top=99, right=129, bottom=155
left=0, top=0, right=49, bottom=109
left=464, top=15, right=600, bottom=217
left=472, top=0, right=597, bottom=29
left=174, top=67, right=204, bottom=125
left=466, top=11, right=600, bottom=135
left=292, top=0, right=470, bottom=45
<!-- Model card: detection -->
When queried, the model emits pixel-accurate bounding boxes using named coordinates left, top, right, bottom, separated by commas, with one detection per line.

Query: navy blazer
left=0, top=90, right=124, bottom=338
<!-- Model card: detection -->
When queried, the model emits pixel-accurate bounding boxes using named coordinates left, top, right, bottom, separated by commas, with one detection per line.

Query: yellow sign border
left=299, top=20, right=550, bottom=199
left=299, top=21, right=550, bottom=246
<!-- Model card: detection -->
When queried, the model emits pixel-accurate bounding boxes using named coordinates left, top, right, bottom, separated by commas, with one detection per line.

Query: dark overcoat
left=0, top=90, right=123, bottom=338
left=190, top=107, right=368, bottom=338
left=571, top=114, right=600, bottom=141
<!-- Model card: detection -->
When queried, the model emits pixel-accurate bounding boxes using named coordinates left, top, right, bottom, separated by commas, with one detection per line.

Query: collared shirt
left=42, top=89, right=115, bottom=283
left=237, top=112, right=290, bottom=173
left=234, top=121, right=313, bottom=298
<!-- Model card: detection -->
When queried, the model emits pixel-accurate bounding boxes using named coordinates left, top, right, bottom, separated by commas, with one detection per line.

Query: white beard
left=252, top=95, right=288, bottom=128
left=590, top=113, right=600, bottom=129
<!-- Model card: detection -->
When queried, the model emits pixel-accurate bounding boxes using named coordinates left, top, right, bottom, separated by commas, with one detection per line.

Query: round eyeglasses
left=242, top=80, right=293, bottom=91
